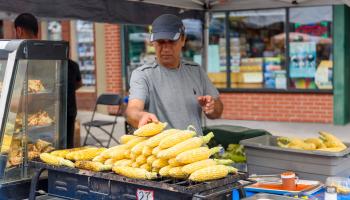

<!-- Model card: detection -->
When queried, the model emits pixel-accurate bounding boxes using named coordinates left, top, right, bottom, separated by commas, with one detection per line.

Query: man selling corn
left=126, top=14, right=223, bottom=134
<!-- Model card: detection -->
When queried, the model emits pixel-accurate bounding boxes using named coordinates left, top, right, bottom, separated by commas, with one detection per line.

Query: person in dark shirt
left=67, top=59, right=82, bottom=148
left=15, top=13, right=83, bottom=148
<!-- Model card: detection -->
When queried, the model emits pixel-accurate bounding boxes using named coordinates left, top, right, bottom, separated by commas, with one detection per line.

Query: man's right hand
left=138, top=112, right=159, bottom=128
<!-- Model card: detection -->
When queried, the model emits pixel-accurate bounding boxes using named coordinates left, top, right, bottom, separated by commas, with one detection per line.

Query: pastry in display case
left=0, top=40, right=68, bottom=198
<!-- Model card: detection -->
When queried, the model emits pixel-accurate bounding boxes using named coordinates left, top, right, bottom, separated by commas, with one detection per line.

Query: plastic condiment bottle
left=325, top=186, right=337, bottom=200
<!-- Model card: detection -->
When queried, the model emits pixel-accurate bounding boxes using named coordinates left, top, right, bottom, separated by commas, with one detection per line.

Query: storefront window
left=289, top=6, right=333, bottom=90
left=207, top=13, right=227, bottom=88
left=76, top=20, right=95, bottom=91
left=47, top=21, right=62, bottom=41
left=228, top=9, right=286, bottom=89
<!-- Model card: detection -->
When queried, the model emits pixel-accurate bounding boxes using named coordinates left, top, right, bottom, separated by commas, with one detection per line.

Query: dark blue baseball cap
left=150, top=14, right=185, bottom=42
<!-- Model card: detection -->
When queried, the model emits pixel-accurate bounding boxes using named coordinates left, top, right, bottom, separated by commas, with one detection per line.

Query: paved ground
left=77, top=111, right=350, bottom=147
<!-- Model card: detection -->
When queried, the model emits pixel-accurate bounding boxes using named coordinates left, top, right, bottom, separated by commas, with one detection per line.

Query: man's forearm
left=206, top=99, right=223, bottom=119
left=125, top=108, right=144, bottom=128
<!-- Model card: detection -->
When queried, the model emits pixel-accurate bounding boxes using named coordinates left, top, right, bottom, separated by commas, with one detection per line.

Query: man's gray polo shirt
left=129, top=60, right=219, bottom=134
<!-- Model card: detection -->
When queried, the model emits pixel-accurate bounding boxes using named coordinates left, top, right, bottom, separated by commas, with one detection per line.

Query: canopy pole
left=201, top=10, right=210, bottom=129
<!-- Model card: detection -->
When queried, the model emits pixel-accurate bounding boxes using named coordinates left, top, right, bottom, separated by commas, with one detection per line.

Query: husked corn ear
left=189, top=165, right=237, bottom=182
left=304, top=138, right=326, bottom=149
left=113, top=166, right=157, bottom=179
left=176, top=147, right=222, bottom=164
left=152, top=158, right=168, bottom=169
left=142, top=146, right=153, bottom=156
left=101, top=145, right=128, bottom=159
left=152, top=146, right=161, bottom=155
left=130, top=153, right=137, bottom=160
left=131, top=162, right=140, bottom=168
left=147, top=155, right=157, bottom=165
left=114, top=159, right=133, bottom=167
left=75, top=161, right=112, bottom=172
left=159, top=165, right=172, bottom=177
left=152, top=168, right=160, bottom=173
left=136, top=155, right=147, bottom=165
left=140, top=163, right=152, bottom=171
left=40, top=153, right=75, bottom=168
left=126, top=137, right=148, bottom=149
left=92, top=155, right=107, bottom=163
left=168, top=167, right=187, bottom=179
left=124, top=149, right=131, bottom=159
left=159, top=130, right=196, bottom=149
left=145, top=129, right=181, bottom=147
left=157, top=133, right=214, bottom=160
left=182, top=159, right=217, bottom=174
left=65, top=147, right=95, bottom=160
left=133, top=122, right=167, bottom=137
left=104, top=158, right=119, bottom=165
left=168, top=158, right=182, bottom=167
left=131, top=141, right=147, bottom=155
left=191, top=159, right=235, bottom=171
left=119, top=135, right=139, bottom=144
left=50, top=147, right=88, bottom=158
left=73, top=148, right=106, bottom=161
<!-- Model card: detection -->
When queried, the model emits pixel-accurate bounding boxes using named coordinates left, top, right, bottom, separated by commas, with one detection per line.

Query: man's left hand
left=197, top=95, right=215, bottom=115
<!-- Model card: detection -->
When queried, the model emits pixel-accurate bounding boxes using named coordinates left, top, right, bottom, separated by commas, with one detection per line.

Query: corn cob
left=168, top=158, right=182, bottom=167
left=189, top=165, right=237, bottom=182
left=319, top=131, right=347, bottom=149
left=140, top=163, right=152, bottom=171
left=133, top=122, right=167, bottom=137
left=142, top=146, right=153, bottom=156
left=130, top=152, right=137, bottom=161
left=114, top=159, right=133, bottom=167
left=147, top=155, right=157, bottom=165
left=159, top=165, right=172, bottom=177
left=131, top=162, right=140, bottom=168
left=119, top=135, right=139, bottom=144
left=168, top=167, right=187, bottom=179
left=104, top=158, right=118, bottom=165
left=123, top=149, right=131, bottom=159
left=112, top=166, right=157, bottom=179
left=182, top=159, right=233, bottom=174
left=65, top=147, right=99, bottom=160
left=159, top=130, right=196, bottom=149
left=304, top=138, right=326, bottom=149
left=40, top=153, right=75, bottom=168
left=131, top=141, right=147, bottom=155
left=101, top=145, right=128, bottom=159
left=50, top=147, right=88, bottom=158
left=152, top=168, right=160, bottom=173
left=152, top=158, right=168, bottom=169
left=152, top=146, right=161, bottom=156
left=92, top=155, right=108, bottom=163
left=126, top=137, right=148, bottom=149
left=75, top=161, right=112, bottom=172
left=71, top=148, right=106, bottom=161
left=157, top=133, right=215, bottom=159
left=176, top=147, right=222, bottom=164
left=136, top=155, right=147, bottom=165
left=145, top=129, right=181, bottom=147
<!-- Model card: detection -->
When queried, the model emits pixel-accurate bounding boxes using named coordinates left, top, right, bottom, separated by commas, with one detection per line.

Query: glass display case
left=0, top=40, right=68, bottom=197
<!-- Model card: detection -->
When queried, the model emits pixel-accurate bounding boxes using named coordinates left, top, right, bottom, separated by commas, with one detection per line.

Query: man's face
left=152, top=35, right=186, bottom=68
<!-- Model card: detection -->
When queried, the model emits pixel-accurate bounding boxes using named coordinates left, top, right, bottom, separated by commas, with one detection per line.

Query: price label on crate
left=136, top=189, right=154, bottom=200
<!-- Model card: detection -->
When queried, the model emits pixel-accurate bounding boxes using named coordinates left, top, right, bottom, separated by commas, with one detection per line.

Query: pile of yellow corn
left=277, top=131, right=347, bottom=152
left=39, top=122, right=237, bottom=181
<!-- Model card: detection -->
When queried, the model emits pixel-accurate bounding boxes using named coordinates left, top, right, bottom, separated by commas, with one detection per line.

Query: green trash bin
left=202, top=125, right=271, bottom=149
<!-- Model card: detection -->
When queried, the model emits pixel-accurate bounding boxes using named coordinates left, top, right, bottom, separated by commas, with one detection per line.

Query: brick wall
left=104, top=24, right=123, bottom=114
left=3, top=20, right=14, bottom=39
left=220, top=93, right=333, bottom=123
